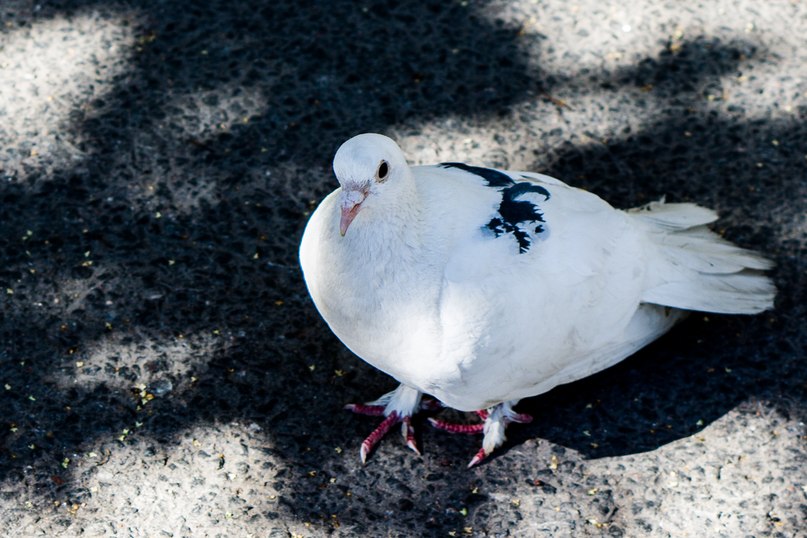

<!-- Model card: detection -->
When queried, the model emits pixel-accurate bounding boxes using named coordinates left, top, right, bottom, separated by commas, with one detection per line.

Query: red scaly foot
left=344, top=384, right=440, bottom=463
left=428, top=402, right=532, bottom=468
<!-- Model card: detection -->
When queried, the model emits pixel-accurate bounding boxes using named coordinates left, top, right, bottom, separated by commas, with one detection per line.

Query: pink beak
left=339, top=188, right=368, bottom=236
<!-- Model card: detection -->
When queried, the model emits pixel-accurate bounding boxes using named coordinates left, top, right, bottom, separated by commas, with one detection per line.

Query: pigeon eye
left=376, top=160, right=390, bottom=182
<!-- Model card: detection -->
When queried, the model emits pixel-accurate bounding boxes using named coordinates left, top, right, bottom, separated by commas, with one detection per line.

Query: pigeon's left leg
left=471, top=401, right=532, bottom=467
left=345, top=384, right=438, bottom=464
left=430, top=400, right=532, bottom=468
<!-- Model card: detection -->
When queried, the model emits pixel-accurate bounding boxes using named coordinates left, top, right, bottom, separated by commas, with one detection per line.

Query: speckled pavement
left=0, top=1, right=804, bottom=536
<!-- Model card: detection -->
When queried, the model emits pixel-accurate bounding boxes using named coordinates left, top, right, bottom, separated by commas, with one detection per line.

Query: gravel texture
left=0, top=1, right=805, bottom=536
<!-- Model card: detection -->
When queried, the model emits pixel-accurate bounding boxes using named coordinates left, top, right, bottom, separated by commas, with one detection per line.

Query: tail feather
left=629, top=201, right=776, bottom=314
left=642, top=272, right=776, bottom=314
left=629, top=200, right=718, bottom=229
left=656, top=225, right=774, bottom=274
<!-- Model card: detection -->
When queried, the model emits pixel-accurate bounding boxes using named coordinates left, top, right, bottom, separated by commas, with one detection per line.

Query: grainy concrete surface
left=0, top=1, right=804, bottom=536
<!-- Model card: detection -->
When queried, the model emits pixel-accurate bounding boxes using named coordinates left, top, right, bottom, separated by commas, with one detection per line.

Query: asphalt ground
left=0, top=1, right=805, bottom=536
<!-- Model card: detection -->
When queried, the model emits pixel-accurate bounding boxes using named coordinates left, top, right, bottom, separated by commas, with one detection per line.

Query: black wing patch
left=441, top=163, right=551, bottom=253
left=440, top=162, right=513, bottom=187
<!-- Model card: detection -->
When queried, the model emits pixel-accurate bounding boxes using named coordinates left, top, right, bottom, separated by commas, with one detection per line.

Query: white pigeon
left=299, top=133, right=775, bottom=467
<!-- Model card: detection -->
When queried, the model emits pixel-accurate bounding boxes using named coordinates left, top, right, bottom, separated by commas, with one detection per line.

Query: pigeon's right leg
left=344, top=384, right=439, bottom=463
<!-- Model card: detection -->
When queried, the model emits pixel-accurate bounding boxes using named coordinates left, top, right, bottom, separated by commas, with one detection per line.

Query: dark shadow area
left=0, top=1, right=804, bottom=535
left=503, top=39, right=806, bottom=461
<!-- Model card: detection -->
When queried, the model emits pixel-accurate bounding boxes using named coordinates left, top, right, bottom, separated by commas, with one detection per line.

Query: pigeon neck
left=348, top=174, right=422, bottom=261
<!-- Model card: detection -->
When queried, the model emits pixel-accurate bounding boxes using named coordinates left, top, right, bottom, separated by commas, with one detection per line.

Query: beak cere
left=339, top=188, right=368, bottom=236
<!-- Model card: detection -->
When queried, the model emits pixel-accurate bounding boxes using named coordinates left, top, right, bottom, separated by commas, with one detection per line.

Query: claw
left=402, top=416, right=419, bottom=455
left=467, top=447, right=488, bottom=468
left=359, top=411, right=400, bottom=464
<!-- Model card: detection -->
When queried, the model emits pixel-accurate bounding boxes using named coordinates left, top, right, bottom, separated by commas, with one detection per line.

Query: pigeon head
left=332, top=133, right=410, bottom=236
